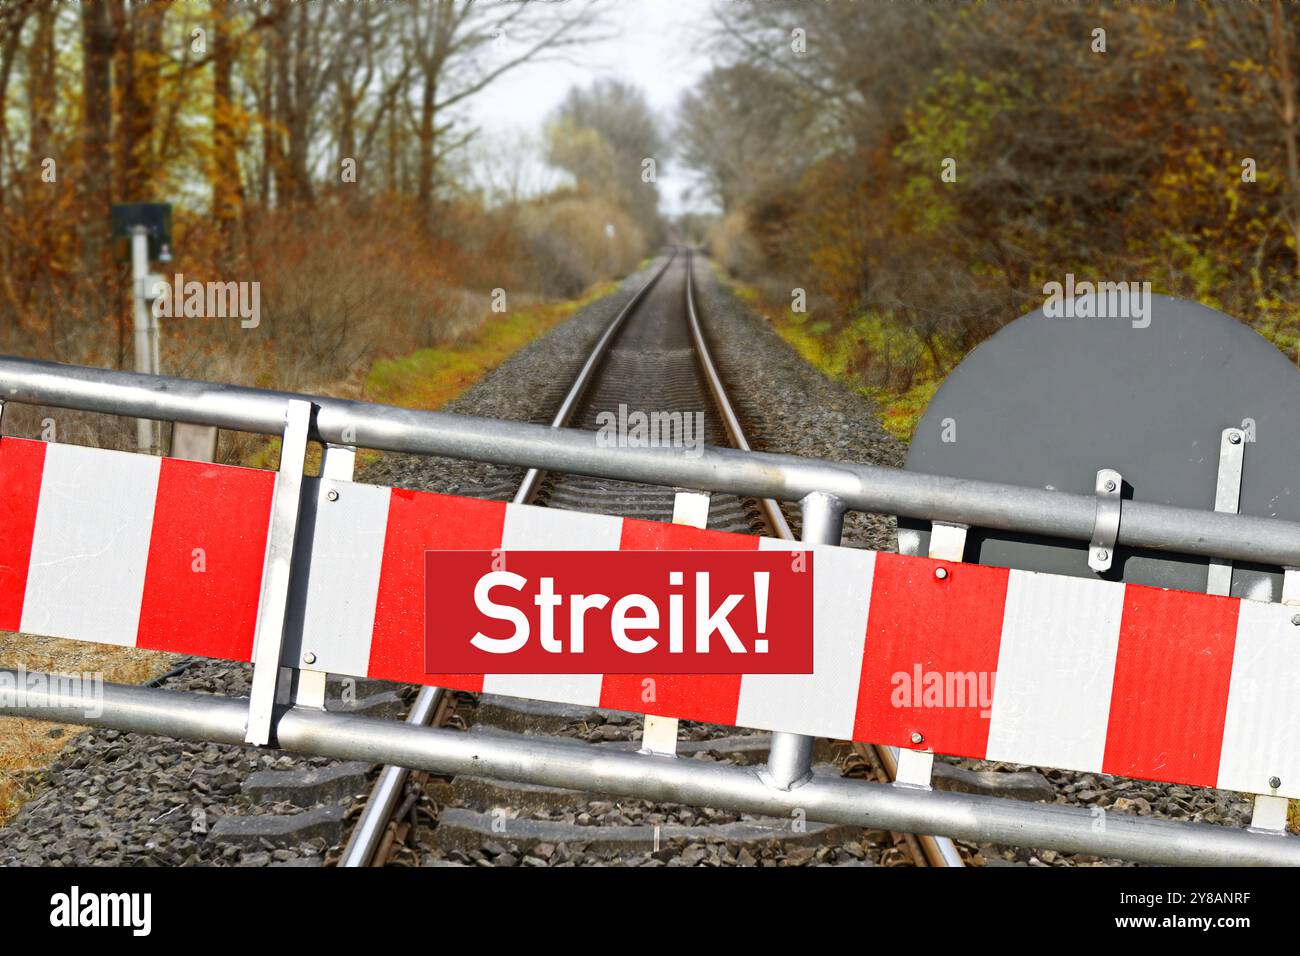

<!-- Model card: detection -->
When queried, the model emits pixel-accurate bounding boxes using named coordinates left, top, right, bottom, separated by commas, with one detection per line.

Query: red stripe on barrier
left=598, top=518, right=759, bottom=723
left=368, top=489, right=506, bottom=688
left=136, top=458, right=276, bottom=660
left=0, top=438, right=46, bottom=632
left=1101, top=585, right=1238, bottom=787
left=616, top=518, right=757, bottom=552
left=853, top=553, right=1008, bottom=757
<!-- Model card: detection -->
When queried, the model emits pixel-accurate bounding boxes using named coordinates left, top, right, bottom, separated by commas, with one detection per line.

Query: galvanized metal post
left=129, top=226, right=155, bottom=454
left=245, top=399, right=312, bottom=746
left=288, top=442, right=357, bottom=711
left=1207, top=427, right=1245, bottom=597
left=764, top=491, right=846, bottom=790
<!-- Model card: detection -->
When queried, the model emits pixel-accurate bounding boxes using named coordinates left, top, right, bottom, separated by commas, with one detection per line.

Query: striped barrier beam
left=0, top=436, right=1296, bottom=801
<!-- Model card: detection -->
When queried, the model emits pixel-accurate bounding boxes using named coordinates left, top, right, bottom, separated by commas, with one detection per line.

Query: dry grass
left=0, top=634, right=176, bottom=825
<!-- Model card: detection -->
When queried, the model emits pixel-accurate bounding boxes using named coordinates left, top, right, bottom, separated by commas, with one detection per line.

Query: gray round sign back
left=901, top=294, right=1300, bottom=602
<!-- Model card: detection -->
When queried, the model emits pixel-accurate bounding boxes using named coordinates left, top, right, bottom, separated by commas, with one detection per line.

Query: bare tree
left=547, top=78, right=664, bottom=233
left=79, top=0, right=113, bottom=280
left=676, top=63, right=812, bottom=212
left=403, top=0, right=609, bottom=224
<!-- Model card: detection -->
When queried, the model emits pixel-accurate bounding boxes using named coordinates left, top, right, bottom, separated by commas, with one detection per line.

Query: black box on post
left=111, top=203, right=172, bottom=260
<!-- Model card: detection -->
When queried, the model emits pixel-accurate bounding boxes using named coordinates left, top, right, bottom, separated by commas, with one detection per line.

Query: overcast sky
left=469, top=0, right=717, bottom=215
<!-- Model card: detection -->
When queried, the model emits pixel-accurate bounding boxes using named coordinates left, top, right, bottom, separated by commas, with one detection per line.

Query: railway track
left=0, top=250, right=1267, bottom=869
left=334, top=250, right=965, bottom=868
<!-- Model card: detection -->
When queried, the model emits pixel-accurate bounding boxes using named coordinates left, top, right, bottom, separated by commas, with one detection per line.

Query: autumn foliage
left=0, top=0, right=647, bottom=425
left=687, top=1, right=1300, bottom=428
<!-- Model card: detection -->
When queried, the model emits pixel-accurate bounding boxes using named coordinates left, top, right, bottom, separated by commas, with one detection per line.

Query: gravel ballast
left=0, top=256, right=1255, bottom=866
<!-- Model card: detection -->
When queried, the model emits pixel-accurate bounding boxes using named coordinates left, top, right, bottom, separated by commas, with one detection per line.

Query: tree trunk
left=27, top=4, right=55, bottom=167
left=80, top=0, right=115, bottom=306
left=415, top=76, right=436, bottom=216
left=212, top=5, right=244, bottom=257
left=1271, top=0, right=1300, bottom=278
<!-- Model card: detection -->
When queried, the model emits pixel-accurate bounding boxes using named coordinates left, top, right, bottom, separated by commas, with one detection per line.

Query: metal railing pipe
left=764, top=492, right=847, bottom=790
left=5, top=671, right=1299, bottom=867
left=4, top=355, right=1300, bottom=567
left=764, top=732, right=816, bottom=791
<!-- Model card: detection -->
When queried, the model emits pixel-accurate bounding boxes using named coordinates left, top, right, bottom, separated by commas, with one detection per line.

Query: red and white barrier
left=1, top=436, right=1296, bottom=800
left=0, top=438, right=273, bottom=660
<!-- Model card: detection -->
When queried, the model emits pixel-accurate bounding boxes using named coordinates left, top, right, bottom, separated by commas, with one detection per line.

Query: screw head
left=1095, top=549, right=1109, bottom=562
left=326, top=490, right=339, bottom=502
left=1292, top=615, right=1300, bottom=627
left=1103, top=479, right=1117, bottom=492
left=302, top=652, right=317, bottom=665
left=934, top=567, right=948, bottom=580
left=1270, top=776, right=1282, bottom=790
left=910, top=731, right=924, bottom=745
left=1229, top=431, right=1243, bottom=445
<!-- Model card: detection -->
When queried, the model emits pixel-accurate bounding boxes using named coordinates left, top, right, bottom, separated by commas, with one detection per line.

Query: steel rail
left=682, top=250, right=792, bottom=539
left=683, top=252, right=961, bottom=868
left=340, top=253, right=680, bottom=866
left=513, top=250, right=678, bottom=503
left=7, top=673, right=1298, bottom=867
left=337, top=686, right=444, bottom=866
left=3, top=356, right=1298, bottom=568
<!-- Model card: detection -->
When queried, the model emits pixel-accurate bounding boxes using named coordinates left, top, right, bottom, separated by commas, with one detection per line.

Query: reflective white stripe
left=736, top=540, right=872, bottom=740
left=1217, top=599, right=1300, bottom=794
left=288, top=478, right=390, bottom=677
left=985, top=571, right=1125, bottom=771
left=497, top=502, right=624, bottom=552
left=481, top=503, right=623, bottom=706
left=21, top=443, right=160, bottom=647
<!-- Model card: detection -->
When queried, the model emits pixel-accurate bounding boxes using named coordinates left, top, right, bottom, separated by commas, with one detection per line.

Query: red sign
left=424, top=550, right=814, bottom=674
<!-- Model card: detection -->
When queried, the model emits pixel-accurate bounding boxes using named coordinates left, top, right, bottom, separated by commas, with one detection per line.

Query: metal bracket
left=1199, top=429, right=1283, bottom=828
left=289, top=442, right=356, bottom=712
left=245, top=399, right=313, bottom=745
left=928, top=521, right=969, bottom=563
left=1250, top=794, right=1289, bottom=832
left=1088, top=469, right=1122, bottom=573
left=640, top=490, right=712, bottom=756
left=640, top=715, right=679, bottom=756
left=888, top=520, right=972, bottom=790
left=894, top=749, right=935, bottom=789
left=1284, top=568, right=1300, bottom=607
left=170, top=422, right=219, bottom=463
left=1246, top=565, right=1300, bottom=828
left=1207, top=427, right=1245, bottom=597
